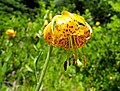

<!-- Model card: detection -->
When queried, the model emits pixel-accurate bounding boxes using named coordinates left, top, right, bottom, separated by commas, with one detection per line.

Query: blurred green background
left=0, top=0, right=120, bottom=91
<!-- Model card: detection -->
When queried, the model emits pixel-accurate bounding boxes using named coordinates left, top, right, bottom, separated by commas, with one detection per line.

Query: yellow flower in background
left=95, top=21, right=100, bottom=26
left=6, top=29, right=16, bottom=37
left=6, top=29, right=16, bottom=39
left=43, top=11, right=92, bottom=50
left=93, top=26, right=96, bottom=29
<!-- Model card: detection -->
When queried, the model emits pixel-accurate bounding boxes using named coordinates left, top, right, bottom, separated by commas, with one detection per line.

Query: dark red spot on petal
left=67, top=34, right=70, bottom=36
left=67, top=24, right=69, bottom=28
left=69, top=26, right=73, bottom=28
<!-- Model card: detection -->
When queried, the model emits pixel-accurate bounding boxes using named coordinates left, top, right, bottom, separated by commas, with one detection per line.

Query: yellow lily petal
left=51, top=15, right=61, bottom=34
left=62, top=11, right=86, bottom=25
left=43, top=22, right=54, bottom=45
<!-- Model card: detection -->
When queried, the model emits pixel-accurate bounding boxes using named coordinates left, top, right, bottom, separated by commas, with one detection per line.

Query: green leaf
left=25, top=65, right=33, bottom=72
left=4, top=51, right=12, bottom=62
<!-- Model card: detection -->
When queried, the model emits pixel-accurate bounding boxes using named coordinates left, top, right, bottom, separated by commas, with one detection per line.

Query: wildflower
left=43, top=11, right=92, bottom=50
left=109, top=76, right=113, bottom=80
left=6, top=29, right=16, bottom=39
left=92, top=26, right=96, bottom=29
left=95, top=21, right=100, bottom=26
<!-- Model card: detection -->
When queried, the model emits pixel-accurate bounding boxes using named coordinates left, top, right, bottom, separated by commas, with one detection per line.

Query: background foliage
left=0, top=0, right=120, bottom=91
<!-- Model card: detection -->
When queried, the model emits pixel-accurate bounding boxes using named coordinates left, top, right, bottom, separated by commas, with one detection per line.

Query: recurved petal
left=43, top=22, right=52, bottom=39
left=85, top=22, right=92, bottom=40
left=72, top=14, right=86, bottom=25
left=62, top=11, right=86, bottom=26
left=43, top=22, right=54, bottom=45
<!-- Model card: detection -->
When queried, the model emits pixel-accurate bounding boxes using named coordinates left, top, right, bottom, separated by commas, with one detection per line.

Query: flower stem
left=35, top=45, right=53, bottom=91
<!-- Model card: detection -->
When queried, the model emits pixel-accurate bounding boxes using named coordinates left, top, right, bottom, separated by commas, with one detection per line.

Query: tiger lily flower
left=43, top=11, right=92, bottom=50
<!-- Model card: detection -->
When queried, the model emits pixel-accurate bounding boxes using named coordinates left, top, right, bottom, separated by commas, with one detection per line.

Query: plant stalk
left=35, top=45, right=53, bottom=91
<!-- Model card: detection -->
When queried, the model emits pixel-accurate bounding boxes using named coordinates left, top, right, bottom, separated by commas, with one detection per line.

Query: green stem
left=35, top=45, right=53, bottom=91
